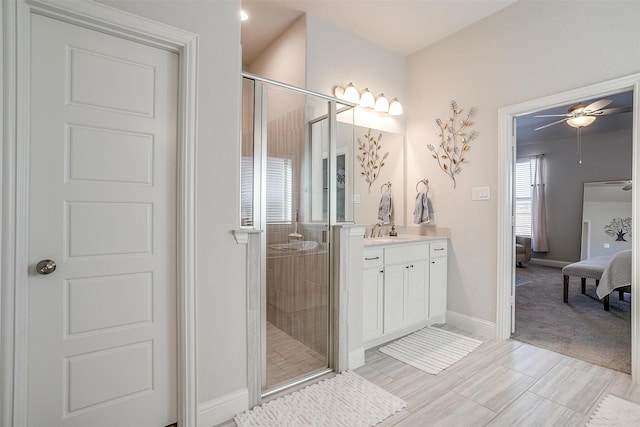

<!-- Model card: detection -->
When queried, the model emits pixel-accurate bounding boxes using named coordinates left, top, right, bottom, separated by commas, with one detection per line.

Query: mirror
left=581, top=180, right=632, bottom=259
left=352, top=125, right=405, bottom=226
left=309, top=113, right=354, bottom=223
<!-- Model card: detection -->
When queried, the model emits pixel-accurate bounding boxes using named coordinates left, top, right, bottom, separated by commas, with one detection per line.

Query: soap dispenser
left=389, top=224, right=398, bottom=237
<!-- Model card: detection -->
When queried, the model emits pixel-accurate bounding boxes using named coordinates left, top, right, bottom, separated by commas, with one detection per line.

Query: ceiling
left=516, top=91, right=634, bottom=145
left=241, top=0, right=518, bottom=65
left=240, top=1, right=633, bottom=144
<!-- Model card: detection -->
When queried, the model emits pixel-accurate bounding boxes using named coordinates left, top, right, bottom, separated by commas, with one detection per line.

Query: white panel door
left=28, top=14, right=178, bottom=427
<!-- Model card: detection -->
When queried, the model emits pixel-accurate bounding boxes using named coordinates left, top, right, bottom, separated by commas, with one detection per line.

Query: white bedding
left=596, top=249, right=632, bottom=299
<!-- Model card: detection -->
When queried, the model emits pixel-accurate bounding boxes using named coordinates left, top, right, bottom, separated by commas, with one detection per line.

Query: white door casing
left=2, top=1, right=198, bottom=425
left=29, top=13, right=177, bottom=426
left=497, top=73, right=640, bottom=383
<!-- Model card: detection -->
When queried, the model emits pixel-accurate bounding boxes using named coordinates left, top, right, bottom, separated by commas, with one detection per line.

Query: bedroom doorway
left=496, top=73, right=640, bottom=381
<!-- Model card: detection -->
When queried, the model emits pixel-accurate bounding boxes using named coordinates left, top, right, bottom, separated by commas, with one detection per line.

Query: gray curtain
left=531, top=155, right=549, bottom=252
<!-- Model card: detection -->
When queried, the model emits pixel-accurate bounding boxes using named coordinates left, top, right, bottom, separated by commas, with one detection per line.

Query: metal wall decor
left=357, top=129, right=389, bottom=193
left=427, top=101, right=478, bottom=189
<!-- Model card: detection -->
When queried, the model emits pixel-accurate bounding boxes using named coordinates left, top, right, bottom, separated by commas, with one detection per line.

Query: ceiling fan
left=534, top=98, right=632, bottom=164
left=534, top=99, right=631, bottom=131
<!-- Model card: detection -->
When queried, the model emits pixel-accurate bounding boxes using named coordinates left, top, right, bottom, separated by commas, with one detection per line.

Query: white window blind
left=240, top=156, right=254, bottom=227
left=266, top=156, right=292, bottom=224
left=515, top=159, right=534, bottom=236
left=240, top=156, right=293, bottom=225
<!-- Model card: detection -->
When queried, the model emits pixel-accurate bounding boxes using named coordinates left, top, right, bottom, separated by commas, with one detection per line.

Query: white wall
left=406, top=0, right=640, bottom=324
left=99, top=0, right=245, bottom=410
left=248, top=15, right=306, bottom=89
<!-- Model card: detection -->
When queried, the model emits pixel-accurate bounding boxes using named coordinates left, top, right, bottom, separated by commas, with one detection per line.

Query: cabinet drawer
left=384, top=243, right=429, bottom=265
left=430, top=241, right=447, bottom=258
left=363, top=248, right=384, bottom=268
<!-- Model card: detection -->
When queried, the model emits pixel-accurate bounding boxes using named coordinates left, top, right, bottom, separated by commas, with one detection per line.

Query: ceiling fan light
left=359, top=88, right=375, bottom=108
left=567, top=115, right=596, bottom=128
left=343, top=83, right=360, bottom=103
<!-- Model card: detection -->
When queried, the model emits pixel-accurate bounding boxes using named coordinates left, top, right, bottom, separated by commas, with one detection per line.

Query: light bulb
left=359, top=88, right=375, bottom=108
left=388, top=98, right=403, bottom=115
left=334, top=86, right=345, bottom=99
left=343, top=83, right=360, bottom=103
left=240, top=10, right=248, bottom=21
left=567, top=115, right=596, bottom=128
left=375, top=93, right=389, bottom=112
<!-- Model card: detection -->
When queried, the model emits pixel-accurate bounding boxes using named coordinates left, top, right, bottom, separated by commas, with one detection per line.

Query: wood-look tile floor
left=355, top=325, right=640, bottom=426
left=218, top=324, right=640, bottom=426
left=265, top=321, right=327, bottom=389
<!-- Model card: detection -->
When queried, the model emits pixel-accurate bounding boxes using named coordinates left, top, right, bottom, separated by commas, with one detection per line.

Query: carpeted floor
left=513, top=263, right=631, bottom=374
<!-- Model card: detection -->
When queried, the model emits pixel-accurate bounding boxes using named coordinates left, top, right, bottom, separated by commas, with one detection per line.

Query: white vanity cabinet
left=429, top=241, right=448, bottom=319
left=362, top=239, right=447, bottom=348
left=362, top=248, right=384, bottom=341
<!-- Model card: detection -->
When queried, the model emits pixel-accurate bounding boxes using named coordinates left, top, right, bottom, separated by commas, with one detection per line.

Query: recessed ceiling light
left=240, top=10, right=249, bottom=21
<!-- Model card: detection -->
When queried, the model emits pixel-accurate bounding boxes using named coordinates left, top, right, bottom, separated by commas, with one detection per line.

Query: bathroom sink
left=364, top=236, right=421, bottom=246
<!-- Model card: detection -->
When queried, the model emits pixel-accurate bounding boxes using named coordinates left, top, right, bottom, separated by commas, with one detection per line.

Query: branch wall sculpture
left=357, top=129, right=389, bottom=193
left=427, top=101, right=478, bottom=188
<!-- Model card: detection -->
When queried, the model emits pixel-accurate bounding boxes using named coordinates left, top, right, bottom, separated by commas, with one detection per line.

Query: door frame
left=496, top=73, right=640, bottom=383
left=1, top=0, right=198, bottom=425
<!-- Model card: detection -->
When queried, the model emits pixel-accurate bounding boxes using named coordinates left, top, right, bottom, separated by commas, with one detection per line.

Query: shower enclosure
left=241, top=74, right=354, bottom=397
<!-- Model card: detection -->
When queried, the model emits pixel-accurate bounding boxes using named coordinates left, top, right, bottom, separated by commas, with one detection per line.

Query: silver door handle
left=36, top=259, right=56, bottom=275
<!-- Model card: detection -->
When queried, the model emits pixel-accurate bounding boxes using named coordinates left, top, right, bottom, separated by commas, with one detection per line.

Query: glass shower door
left=261, top=83, right=332, bottom=394
left=241, top=76, right=354, bottom=397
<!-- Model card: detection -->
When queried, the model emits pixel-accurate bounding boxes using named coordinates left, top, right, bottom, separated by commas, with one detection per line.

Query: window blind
left=266, top=156, right=292, bottom=223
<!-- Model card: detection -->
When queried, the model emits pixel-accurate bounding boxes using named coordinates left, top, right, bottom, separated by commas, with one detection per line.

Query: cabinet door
left=363, top=267, right=384, bottom=341
left=407, top=259, right=429, bottom=324
left=429, top=256, right=447, bottom=318
left=383, top=264, right=406, bottom=333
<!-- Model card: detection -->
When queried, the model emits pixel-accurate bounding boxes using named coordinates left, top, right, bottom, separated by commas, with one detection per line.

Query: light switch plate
left=472, top=186, right=491, bottom=201
left=353, top=194, right=361, bottom=203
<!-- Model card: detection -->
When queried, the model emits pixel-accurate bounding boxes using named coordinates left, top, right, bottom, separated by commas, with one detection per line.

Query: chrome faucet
left=370, top=221, right=388, bottom=238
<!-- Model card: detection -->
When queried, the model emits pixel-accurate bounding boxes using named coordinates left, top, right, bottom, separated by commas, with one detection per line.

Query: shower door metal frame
left=242, top=73, right=355, bottom=404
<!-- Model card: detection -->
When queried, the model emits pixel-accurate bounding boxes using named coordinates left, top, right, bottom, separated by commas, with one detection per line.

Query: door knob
left=36, top=259, right=56, bottom=275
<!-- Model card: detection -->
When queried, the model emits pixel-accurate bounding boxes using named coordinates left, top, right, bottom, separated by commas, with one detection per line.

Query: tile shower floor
left=266, top=322, right=328, bottom=389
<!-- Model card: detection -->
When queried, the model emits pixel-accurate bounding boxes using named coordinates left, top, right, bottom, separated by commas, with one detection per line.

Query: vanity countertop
left=363, top=234, right=448, bottom=247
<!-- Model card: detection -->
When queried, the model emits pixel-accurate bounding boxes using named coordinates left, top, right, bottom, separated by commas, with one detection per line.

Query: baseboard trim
left=529, top=258, right=571, bottom=268
left=198, top=388, right=248, bottom=427
left=446, top=310, right=496, bottom=338
left=349, top=347, right=365, bottom=370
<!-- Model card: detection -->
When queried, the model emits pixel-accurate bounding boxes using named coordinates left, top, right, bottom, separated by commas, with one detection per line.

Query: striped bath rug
left=587, top=395, right=640, bottom=426
left=379, top=326, right=482, bottom=374
left=234, top=371, right=406, bottom=427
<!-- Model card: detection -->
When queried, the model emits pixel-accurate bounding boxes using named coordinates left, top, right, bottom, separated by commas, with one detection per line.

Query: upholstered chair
left=516, top=235, right=532, bottom=267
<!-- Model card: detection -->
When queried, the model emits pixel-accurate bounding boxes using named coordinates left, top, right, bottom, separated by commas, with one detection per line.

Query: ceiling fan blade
left=583, top=99, right=612, bottom=113
left=591, top=106, right=632, bottom=116
left=534, top=113, right=571, bottom=118
left=534, top=118, right=569, bottom=131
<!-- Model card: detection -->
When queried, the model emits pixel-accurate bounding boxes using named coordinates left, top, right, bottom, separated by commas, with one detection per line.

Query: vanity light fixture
left=359, top=88, right=376, bottom=109
left=343, top=82, right=360, bottom=103
left=333, top=82, right=403, bottom=115
left=388, top=98, right=403, bottom=116
left=375, top=93, right=390, bottom=113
